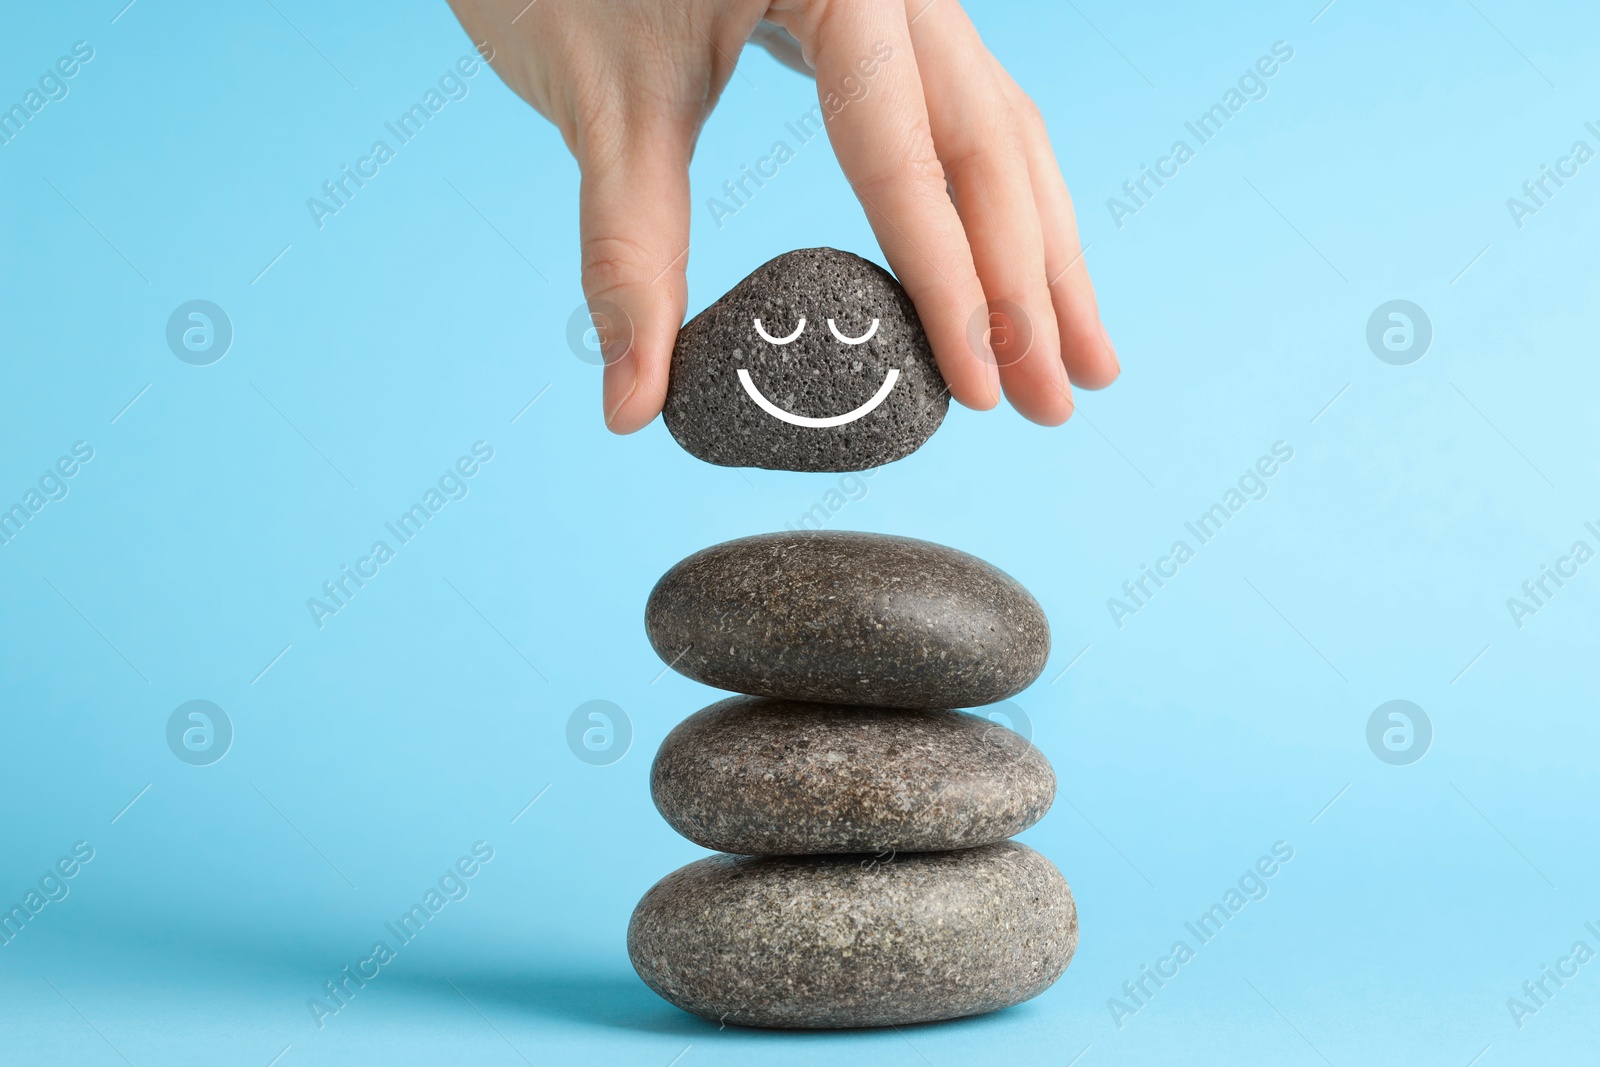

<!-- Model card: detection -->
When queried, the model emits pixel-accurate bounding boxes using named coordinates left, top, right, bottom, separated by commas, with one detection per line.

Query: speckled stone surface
left=627, top=841, right=1077, bottom=1029
left=645, top=531, right=1050, bottom=709
left=652, top=697, right=1055, bottom=854
left=662, top=248, right=948, bottom=472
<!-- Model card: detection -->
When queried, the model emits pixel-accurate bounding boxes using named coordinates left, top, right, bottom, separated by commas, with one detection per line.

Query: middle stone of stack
left=651, top=697, right=1055, bottom=856
left=630, top=530, right=1078, bottom=1029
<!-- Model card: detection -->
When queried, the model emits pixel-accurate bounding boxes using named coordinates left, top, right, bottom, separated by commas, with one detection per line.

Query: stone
left=645, top=531, right=1050, bottom=708
left=663, top=248, right=948, bottom=472
left=627, top=841, right=1077, bottom=1029
left=652, top=696, right=1054, bottom=854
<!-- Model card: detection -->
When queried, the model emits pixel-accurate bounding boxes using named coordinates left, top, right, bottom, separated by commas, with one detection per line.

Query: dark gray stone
left=645, top=531, right=1050, bottom=709
left=663, top=248, right=948, bottom=472
left=628, top=842, right=1077, bottom=1029
left=652, top=697, right=1055, bottom=854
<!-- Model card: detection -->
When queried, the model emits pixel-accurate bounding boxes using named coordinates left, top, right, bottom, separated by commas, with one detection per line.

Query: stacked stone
left=628, top=530, right=1078, bottom=1029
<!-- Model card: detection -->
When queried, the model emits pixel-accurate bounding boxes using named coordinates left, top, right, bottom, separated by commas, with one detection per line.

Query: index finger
left=779, top=3, right=998, bottom=410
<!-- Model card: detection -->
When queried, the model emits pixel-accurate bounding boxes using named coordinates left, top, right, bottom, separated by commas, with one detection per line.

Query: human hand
left=447, top=0, right=1119, bottom=432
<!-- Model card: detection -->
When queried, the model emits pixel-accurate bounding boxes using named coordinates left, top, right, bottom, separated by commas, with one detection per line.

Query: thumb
left=578, top=127, right=692, bottom=434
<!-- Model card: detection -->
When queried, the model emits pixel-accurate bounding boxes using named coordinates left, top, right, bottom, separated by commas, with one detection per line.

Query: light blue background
left=3, top=1, right=1598, bottom=1064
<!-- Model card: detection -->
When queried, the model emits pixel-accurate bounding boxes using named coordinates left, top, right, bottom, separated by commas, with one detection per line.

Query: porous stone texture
left=652, top=697, right=1055, bottom=854
left=662, top=248, right=948, bottom=472
left=645, top=531, right=1050, bottom=709
left=627, top=841, right=1077, bottom=1029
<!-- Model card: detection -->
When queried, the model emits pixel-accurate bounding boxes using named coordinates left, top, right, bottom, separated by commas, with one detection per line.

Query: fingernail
left=604, top=362, right=639, bottom=431
left=1100, top=319, right=1120, bottom=373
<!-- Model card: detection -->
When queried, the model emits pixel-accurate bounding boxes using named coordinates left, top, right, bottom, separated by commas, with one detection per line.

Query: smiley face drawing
left=663, top=248, right=949, bottom=472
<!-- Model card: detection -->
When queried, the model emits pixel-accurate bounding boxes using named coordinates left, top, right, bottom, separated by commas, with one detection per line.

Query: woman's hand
left=447, top=0, right=1118, bottom=432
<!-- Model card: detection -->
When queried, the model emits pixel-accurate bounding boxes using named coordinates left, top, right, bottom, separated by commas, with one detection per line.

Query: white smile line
left=736, top=368, right=901, bottom=428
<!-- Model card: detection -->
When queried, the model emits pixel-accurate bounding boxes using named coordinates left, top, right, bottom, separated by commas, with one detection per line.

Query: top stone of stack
left=645, top=531, right=1049, bottom=709
left=663, top=248, right=949, bottom=472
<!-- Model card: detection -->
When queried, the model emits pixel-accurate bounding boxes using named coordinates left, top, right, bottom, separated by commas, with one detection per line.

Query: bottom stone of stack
left=627, top=841, right=1076, bottom=1029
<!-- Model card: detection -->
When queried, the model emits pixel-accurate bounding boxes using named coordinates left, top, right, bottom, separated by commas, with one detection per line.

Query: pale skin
left=446, top=0, right=1119, bottom=432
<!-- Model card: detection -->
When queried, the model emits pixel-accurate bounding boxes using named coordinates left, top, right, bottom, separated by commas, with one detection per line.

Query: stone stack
left=628, top=530, right=1077, bottom=1029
